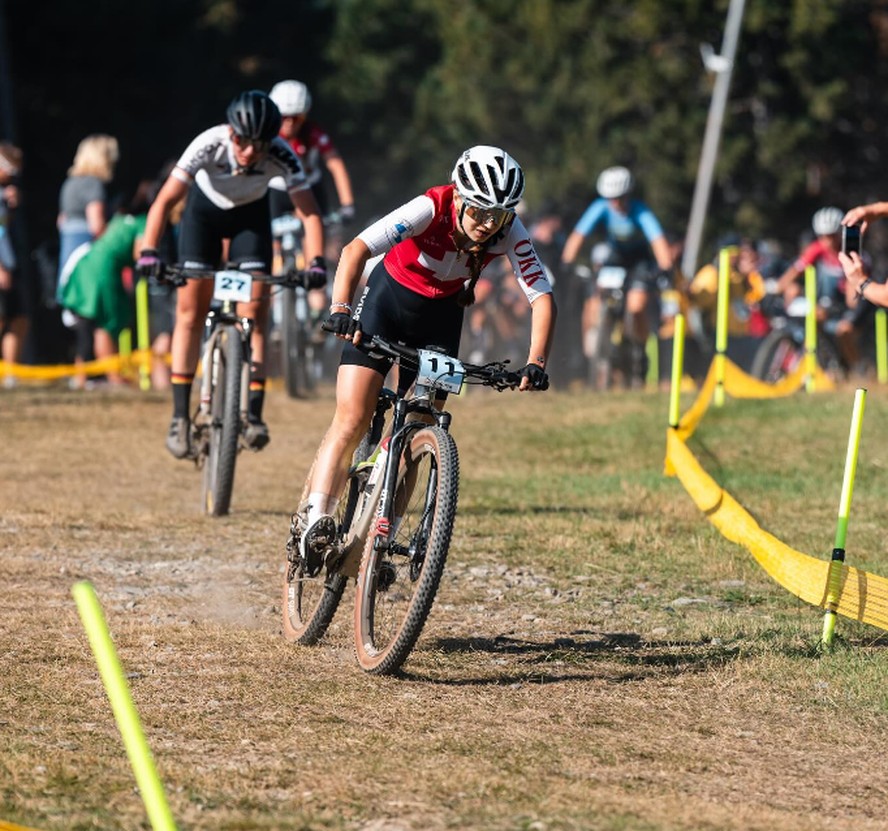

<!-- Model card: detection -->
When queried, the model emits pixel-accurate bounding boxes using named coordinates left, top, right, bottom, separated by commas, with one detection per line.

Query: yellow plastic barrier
left=676, top=357, right=834, bottom=443
left=0, top=351, right=151, bottom=382
left=664, top=329, right=887, bottom=635
left=665, top=429, right=888, bottom=632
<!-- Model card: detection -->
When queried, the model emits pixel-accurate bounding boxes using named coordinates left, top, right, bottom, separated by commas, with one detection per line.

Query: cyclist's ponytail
left=457, top=251, right=485, bottom=307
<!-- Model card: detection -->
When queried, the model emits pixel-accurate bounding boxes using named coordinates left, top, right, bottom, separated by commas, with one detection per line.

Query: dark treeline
left=6, top=0, right=888, bottom=277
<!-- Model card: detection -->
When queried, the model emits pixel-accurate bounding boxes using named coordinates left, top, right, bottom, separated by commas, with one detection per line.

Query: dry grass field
left=2, top=381, right=888, bottom=830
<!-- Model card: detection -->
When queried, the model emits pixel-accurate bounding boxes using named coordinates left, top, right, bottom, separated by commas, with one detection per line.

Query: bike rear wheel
left=353, top=426, right=459, bottom=675
left=593, top=308, right=617, bottom=390
left=281, top=287, right=317, bottom=399
left=202, top=327, right=242, bottom=516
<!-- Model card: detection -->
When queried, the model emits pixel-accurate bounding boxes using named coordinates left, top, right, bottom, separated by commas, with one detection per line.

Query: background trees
left=6, top=0, right=888, bottom=276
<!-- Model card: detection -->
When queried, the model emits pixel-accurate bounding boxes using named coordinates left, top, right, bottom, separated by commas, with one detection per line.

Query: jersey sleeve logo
left=385, top=218, right=415, bottom=247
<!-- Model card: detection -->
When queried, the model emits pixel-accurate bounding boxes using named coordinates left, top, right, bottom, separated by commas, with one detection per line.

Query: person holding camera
left=774, top=206, right=861, bottom=369
left=839, top=203, right=886, bottom=307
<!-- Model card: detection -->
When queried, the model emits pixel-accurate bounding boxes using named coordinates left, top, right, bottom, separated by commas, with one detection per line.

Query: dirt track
left=3, top=385, right=888, bottom=831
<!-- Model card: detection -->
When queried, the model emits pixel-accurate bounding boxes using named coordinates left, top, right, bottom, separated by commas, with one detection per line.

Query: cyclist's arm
left=291, top=188, right=324, bottom=262
left=523, top=292, right=556, bottom=390
left=141, top=174, right=189, bottom=251
left=844, top=201, right=888, bottom=233
left=649, top=234, right=673, bottom=272
left=323, top=152, right=355, bottom=212
left=560, top=230, right=586, bottom=266
left=329, top=237, right=372, bottom=343
left=561, top=200, right=606, bottom=265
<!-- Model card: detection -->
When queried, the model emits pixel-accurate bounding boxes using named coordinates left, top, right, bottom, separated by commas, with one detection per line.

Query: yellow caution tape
left=666, top=427, right=888, bottom=632
left=0, top=822, right=47, bottom=831
left=0, top=350, right=173, bottom=383
left=677, top=358, right=834, bottom=442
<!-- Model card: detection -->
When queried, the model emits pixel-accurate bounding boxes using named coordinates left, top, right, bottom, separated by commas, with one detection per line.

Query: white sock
left=307, top=493, right=341, bottom=525
left=307, top=492, right=329, bottom=525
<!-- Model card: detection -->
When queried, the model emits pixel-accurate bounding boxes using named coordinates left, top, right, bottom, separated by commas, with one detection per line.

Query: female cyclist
left=136, top=90, right=326, bottom=458
left=299, top=145, right=556, bottom=567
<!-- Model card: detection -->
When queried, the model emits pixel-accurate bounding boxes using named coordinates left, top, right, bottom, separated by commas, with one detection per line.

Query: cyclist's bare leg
left=835, top=319, right=860, bottom=372
left=93, top=328, right=123, bottom=385
left=238, top=282, right=271, bottom=373
left=582, top=293, right=602, bottom=360
left=308, top=363, right=385, bottom=519
left=625, top=287, right=650, bottom=386
left=171, top=279, right=215, bottom=376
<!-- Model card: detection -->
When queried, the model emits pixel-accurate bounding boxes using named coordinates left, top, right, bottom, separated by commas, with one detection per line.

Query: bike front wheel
left=353, top=426, right=459, bottom=675
left=202, top=326, right=242, bottom=516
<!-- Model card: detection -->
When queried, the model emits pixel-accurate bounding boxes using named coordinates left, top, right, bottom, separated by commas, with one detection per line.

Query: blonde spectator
left=56, top=134, right=119, bottom=302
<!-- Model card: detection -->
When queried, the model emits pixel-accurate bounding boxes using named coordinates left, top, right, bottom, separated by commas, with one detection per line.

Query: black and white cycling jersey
left=171, top=125, right=309, bottom=210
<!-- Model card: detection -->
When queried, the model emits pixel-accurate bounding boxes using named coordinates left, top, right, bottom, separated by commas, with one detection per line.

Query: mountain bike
left=750, top=296, right=844, bottom=383
left=271, top=211, right=343, bottom=398
left=165, top=264, right=309, bottom=516
left=281, top=335, right=523, bottom=675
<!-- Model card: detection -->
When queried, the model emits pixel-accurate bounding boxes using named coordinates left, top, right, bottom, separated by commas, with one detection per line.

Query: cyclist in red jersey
left=269, top=80, right=355, bottom=221
left=775, top=206, right=859, bottom=366
left=297, top=145, right=556, bottom=567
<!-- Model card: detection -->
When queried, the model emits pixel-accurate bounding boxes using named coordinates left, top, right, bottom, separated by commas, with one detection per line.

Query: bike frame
left=372, top=387, right=452, bottom=556
left=194, top=299, right=252, bottom=438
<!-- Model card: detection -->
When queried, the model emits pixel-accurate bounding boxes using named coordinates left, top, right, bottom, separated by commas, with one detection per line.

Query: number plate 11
left=416, top=349, right=465, bottom=394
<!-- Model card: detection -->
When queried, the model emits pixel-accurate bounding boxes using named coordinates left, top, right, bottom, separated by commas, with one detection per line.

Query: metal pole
left=680, top=0, right=747, bottom=280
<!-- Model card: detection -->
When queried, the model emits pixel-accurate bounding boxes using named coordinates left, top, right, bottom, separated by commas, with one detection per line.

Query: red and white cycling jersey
left=284, top=122, right=336, bottom=188
left=357, top=185, right=552, bottom=303
left=172, top=125, right=308, bottom=210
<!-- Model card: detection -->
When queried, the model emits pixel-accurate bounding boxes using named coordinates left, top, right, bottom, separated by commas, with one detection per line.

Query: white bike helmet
left=597, top=166, right=634, bottom=199
left=269, top=80, right=312, bottom=117
left=451, top=145, right=525, bottom=210
left=812, top=206, right=843, bottom=236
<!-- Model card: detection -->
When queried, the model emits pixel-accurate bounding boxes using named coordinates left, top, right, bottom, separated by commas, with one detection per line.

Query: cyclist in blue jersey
left=560, top=166, right=673, bottom=386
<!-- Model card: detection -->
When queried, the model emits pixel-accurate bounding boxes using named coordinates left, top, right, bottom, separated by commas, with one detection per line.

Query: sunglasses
left=232, top=135, right=271, bottom=153
left=464, top=202, right=513, bottom=228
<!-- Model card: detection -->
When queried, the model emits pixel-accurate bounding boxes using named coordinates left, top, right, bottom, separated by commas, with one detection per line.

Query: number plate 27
left=213, top=270, right=253, bottom=303
left=416, top=349, right=465, bottom=394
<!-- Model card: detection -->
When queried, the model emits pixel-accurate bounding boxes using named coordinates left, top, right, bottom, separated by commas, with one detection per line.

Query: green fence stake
left=136, top=277, right=152, bottom=391
left=804, top=265, right=817, bottom=392
left=72, top=581, right=178, bottom=831
left=714, top=246, right=734, bottom=407
left=876, top=309, right=887, bottom=384
left=669, top=314, right=686, bottom=429
left=821, top=388, right=867, bottom=649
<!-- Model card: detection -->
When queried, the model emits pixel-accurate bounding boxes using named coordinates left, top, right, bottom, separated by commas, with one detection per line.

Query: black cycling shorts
left=178, top=186, right=272, bottom=271
left=341, top=261, right=465, bottom=392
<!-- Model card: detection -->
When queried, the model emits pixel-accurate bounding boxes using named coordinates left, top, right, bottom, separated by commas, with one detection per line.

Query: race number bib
left=416, top=349, right=465, bottom=394
left=213, top=270, right=253, bottom=303
left=596, top=266, right=627, bottom=290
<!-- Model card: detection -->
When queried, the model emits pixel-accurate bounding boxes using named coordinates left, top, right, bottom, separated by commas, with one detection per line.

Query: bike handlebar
left=161, top=264, right=320, bottom=291
left=353, top=333, right=523, bottom=391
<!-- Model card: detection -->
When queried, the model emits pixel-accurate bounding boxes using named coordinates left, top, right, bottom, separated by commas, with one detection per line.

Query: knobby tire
left=281, top=287, right=317, bottom=399
left=202, top=327, right=242, bottom=516
left=353, top=426, right=459, bottom=675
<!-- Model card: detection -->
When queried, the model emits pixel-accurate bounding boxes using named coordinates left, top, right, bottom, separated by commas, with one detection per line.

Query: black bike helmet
left=226, top=90, right=282, bottom=142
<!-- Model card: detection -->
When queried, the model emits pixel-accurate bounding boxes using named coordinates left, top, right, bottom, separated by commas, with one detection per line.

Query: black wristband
left=858, top=278, right=873, bottom=298
left=139, top=248, right=159, bottom=258
left=309, top=255, right=327, bottom=271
